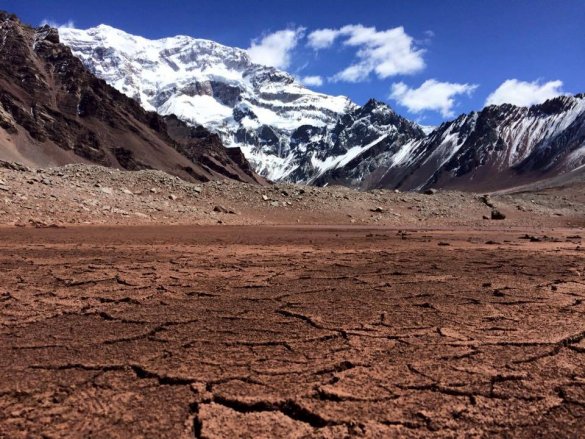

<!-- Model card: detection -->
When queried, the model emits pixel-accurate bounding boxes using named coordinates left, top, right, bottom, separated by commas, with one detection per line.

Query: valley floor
left=1, top=225, right=584, bottom=438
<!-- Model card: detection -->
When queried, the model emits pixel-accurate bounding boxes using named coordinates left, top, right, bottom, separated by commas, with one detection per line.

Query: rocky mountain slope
left=376, top=94, right=585, bottom=191
left=0, top=12, right=264, bottom=184
left=319, top=93, right=585, bottom=191
left=60, top=24, right=585, bottom=192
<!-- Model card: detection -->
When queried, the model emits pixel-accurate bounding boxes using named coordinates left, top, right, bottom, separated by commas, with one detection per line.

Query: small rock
left=100, top=187, right=113, bottom=195
left=491, top=209, right=506, bottom=220
left=150, top=188, right=158, bottom=194
left=121, top=188, right=133, bottom=195
left=424, top=188, right=437, bottom=195
left=262, top=194, right=269, bottom=201
left=213, top=205, right=230, bottom=213
left=519, top=235, right=542, bottom=242
left=480, top=194, right=495, bottom=208
left=169, top=194, right=177, bottom=201
left=370, top=207, right=384, bottom=213
left=193, top=186, right=202, bottom=194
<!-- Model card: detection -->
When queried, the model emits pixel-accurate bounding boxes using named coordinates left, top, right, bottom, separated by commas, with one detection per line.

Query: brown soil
left=1, top=225, right=584, bottom=438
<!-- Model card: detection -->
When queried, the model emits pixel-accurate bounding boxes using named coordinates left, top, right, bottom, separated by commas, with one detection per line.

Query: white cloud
left=247, top=28, right=305, bottom=69
left=40, top=19, right=75, bottom=29
left=485, top=79, right=566, bottom=107
left=299, top=75, right=324, bottom=87
left=308, top=24, right=425, bottom=82
left=307, top=28, right=340, bottom=50
left=390, top=79, right=478, bottom=117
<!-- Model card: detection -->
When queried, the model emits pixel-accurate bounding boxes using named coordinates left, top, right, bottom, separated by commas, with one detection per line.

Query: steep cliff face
left=0, top=12, right=264, bottom=184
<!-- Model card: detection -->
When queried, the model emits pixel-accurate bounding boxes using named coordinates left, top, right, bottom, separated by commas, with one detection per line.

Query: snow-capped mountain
left=315, top=93, right=585, bottom=191
left=59, top=25, right=585, bottom=191
left=59, top=25, right=365, bottom=181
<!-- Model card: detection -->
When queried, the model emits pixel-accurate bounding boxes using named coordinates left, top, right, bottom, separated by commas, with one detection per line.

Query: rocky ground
left=1, top=161, right=584, bottom=228
left=1, top=162, right=585, bottom=438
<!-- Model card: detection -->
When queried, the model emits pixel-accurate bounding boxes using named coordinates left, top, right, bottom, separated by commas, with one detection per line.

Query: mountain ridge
left=60, top=25, right=407, bottom=181
left=22, top=21, right=585, bottom=191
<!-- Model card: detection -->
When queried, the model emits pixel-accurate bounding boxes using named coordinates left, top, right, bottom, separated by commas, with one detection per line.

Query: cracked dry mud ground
left=1, top=226, right=584, bottom=438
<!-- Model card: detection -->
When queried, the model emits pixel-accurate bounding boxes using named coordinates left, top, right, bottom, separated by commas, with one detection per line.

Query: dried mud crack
left=1, top=225, right=585, bottom=438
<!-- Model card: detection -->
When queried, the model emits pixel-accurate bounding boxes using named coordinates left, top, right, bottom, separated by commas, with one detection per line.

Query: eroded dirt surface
left=1, top=225, right=585, bottom=438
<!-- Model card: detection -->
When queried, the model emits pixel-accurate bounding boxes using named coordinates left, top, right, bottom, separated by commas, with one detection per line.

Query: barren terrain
left=1, top=162, right=585, bottom=229
left=1, top=164, right=585, bottom=438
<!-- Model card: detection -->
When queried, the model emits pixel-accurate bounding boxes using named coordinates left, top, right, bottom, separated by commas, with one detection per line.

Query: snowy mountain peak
left=373, top=94, right=585, bottom=191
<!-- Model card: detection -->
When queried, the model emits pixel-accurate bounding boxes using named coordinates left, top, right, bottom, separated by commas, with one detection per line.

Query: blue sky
left=2, top=0, right=584, bottom=125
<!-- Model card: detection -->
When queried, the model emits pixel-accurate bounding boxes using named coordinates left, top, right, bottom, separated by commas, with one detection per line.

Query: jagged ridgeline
left=60, top=24, right=585, bottom=191
left=0, top=12, right=265, bottom=185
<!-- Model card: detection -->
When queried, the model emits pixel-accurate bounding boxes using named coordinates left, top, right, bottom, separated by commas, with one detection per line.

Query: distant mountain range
left=60, top=24, right=585, bottom=191
left=1, top=12, right=584, bottom=192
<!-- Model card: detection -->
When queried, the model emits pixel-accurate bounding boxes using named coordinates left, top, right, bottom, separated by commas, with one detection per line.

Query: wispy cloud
left=247, top=27, right=305, bottom=69
left=307, top=24, right=425, bottom=82
left=390, top=79, right=478, bottom=117
left=307, top=28, right=339, bottom=50
left=299, top=75, right=323, bottom=87
left=485, top=79, right=567, bottom=107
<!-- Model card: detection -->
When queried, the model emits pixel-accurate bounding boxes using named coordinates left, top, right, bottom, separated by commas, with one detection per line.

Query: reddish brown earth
left=1, top=225, right=584, bottom=438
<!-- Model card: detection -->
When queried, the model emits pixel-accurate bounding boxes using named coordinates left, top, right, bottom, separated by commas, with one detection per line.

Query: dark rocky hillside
left=0, top=12, right=265, bottom=184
